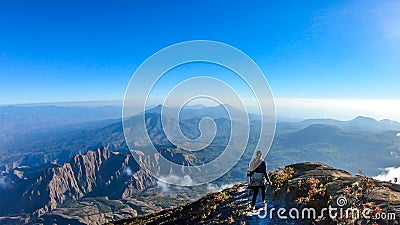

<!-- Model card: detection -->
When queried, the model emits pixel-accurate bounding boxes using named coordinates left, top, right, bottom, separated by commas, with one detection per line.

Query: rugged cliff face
left=2, top=152, right=399, bottom=225
left=109, top=162, right=400, bottom=225
left=0, top=149, right=148, bottom=224
left=0, top=146, right=202, bottom=224
left=14, top=147, right=155, bottom=216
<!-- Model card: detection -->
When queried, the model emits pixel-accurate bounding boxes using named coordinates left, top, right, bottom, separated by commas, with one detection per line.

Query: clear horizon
left=2, top=98, right=400, bottom=122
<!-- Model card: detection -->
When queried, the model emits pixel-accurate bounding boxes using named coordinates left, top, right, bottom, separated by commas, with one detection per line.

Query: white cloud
left=123, top=166, right=133, bottom=176
left=206, top=183, right=236, bottom=193
left=0, top=176, right=11, bottom=188
left=157, top=179, right=170, bottom=194
left=397, top=133, right=400, bottom=137
left=374, top=167, right=400, bottom=182
left=157, top=175, right=193, bottom=194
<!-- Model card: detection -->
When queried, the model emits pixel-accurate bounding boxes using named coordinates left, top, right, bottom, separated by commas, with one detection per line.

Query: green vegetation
left=61, top=197, right=129, bottom=214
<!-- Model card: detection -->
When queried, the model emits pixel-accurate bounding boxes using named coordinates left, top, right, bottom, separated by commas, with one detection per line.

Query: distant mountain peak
left=352, top=115, right=378, bottom=122
left=380, top=118, right=400, bottom=125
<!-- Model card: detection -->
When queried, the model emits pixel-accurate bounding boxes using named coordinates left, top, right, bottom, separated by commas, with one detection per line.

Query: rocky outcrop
left=0, top=146, right=201, bottom=224
left=7, top=148, right=155, bottom=217
left=40, top=197, right=139, bottom=225
left=109, top=162, right=400, bottom=225
left=281, top=163, right=400, bottom=224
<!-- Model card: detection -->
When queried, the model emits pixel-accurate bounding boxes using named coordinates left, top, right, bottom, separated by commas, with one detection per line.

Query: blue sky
left=1, top=0, right=400, bottom=119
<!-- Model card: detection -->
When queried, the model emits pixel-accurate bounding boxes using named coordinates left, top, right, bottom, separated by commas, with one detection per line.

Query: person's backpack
left=249, top=172, right=266, bottom=187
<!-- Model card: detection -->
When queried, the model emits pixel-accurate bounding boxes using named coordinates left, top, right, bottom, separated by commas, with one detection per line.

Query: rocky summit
left=109, top=162, right=400, bottom=225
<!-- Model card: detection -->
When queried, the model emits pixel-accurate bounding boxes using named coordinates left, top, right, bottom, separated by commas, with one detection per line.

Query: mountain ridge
left=109, top=162, right=400, bottom=225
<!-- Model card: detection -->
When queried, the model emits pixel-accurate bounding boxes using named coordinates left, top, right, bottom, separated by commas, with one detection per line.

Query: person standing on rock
left=248, top=151, right=272, bottom=210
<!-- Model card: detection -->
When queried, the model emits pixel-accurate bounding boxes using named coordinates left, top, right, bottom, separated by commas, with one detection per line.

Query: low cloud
left=157, top=175, right=193, bottom=194
left=206, top=183, right=236, bottom=193
left=0, top=176, right=11, bottom=188
left=374, top=167, right=400, bottom=182
left=123, top=166, right=133, bottom=176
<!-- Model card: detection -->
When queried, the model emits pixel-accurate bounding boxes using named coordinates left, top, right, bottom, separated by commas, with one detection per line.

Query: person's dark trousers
left=251, top=186, right=266, bottom=207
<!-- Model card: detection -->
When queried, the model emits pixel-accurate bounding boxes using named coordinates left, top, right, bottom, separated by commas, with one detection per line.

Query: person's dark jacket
left=249, top=161, right=267, bottom=176
left=248, top=161, right=272, bottom=184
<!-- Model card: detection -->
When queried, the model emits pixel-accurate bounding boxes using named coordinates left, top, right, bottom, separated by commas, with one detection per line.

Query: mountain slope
left=0, top=105, right=122, bottom=150
left=2, top=105, right=399, bottom=179
left=278, top=116, right=400, bottom=134
left=0, top=148, right=154, bottom=217
left=109, top=162, right=400, bottom=225
left=0, top=147, right=201, bottom=224
left=268, top=124, right=400, bottom=175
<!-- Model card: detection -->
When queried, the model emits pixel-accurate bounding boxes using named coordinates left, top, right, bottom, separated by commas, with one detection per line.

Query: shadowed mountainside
left=2, top=105, right=399, bottom=179
left=109, top=162, right=400, bottom=225
left=0, top=147, right=199, bottom=224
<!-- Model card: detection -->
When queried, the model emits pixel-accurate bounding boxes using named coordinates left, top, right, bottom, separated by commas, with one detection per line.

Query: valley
left=0, top=105, right=399, bottom=224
